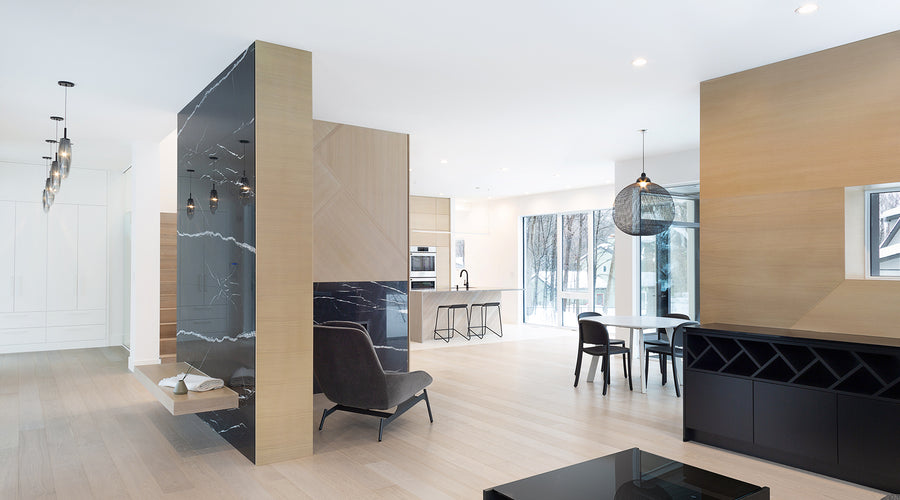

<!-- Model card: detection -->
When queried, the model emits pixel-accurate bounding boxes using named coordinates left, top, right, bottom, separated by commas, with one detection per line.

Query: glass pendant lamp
left=57, top=81, right=74, bottom=178
left=238, top=139, right=252, bottom=203
left=45, top=136, right=61, bottom=194
left=42, top=156, right=54, bottom=212
left=209, top=183, right=218, bottom=214
left=186, top=169, right=195, bottom=219
left=208, top=156, right=219, bottom=214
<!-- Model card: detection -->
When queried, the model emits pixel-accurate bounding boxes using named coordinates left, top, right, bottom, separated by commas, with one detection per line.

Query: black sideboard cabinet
left=683, top=324, right=900, bottom=494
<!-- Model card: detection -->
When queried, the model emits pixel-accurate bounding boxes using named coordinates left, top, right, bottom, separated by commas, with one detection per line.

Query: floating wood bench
left=134, top=362, right=239, bottom=416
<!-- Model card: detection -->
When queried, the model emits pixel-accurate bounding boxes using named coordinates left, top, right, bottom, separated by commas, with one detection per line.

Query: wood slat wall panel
left=699, top=31, right=900, bottom=338
left=254, top=41, right=314, bottom=464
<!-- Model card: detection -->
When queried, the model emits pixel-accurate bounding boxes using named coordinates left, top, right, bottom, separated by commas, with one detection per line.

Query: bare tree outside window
left=524, top=215, right=557, bottom=324
left=593, top=209, right=615, bottom=314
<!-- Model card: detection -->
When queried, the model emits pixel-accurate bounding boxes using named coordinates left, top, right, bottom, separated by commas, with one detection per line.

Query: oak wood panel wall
left=700, top=31, right=900, bottom=337
left=313, top=120, right=409, bottom=282
left=254, top=41, right=313, bottom=464
left=159, top=213, right=177, bottom=363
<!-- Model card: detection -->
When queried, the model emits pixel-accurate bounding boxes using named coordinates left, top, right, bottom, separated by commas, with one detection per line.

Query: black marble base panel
left=314, top=281, right=409, bottom=374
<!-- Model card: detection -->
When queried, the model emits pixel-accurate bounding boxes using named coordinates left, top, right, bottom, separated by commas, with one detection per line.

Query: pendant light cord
left=640, top=129, right=646, bottom=176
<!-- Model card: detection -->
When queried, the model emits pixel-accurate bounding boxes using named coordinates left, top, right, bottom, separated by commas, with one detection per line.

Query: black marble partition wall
left=177, top=44, right=257, bottom=462
left=313, top=281, right=409, bottom=374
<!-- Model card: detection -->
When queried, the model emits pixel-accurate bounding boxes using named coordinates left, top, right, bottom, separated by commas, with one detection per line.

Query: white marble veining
left=178, top=230, right=257, bottom=253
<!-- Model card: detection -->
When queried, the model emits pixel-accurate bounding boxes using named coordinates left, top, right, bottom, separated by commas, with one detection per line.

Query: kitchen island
left=408, top=288, right=520, bottom=342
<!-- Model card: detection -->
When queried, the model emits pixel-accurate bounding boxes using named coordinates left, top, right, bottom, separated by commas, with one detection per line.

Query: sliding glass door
left=640, top=185, right=699, bottom=320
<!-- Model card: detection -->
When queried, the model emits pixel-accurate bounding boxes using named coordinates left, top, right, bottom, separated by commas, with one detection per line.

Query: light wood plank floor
left=0, top=333, right=888, bottom=499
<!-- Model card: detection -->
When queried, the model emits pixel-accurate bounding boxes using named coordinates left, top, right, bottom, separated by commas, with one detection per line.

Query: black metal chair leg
left=627, top=354, right=633, bottom=391
left=644, top=349, right=650, bottom=383
left=602, top=354, right=610, bottom=396
left=661, top=354, right=668, bottom=385
left=574, top=352, right=583, bottom=387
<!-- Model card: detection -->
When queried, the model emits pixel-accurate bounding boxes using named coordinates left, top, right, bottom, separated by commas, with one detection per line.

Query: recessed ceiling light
left=500, top=167, right=509, bottom=172
left=554, top=173, right=560, bottom=178
left=795, top=3, right=818, bottom=14
left=524, top=192, right=530, bottom=195
left=439, top=159, right=448, bottom=164
left=632, top=57, right=648, bottom=67
left=409, top=168, right=412, bottom=172
left=438, top=192, right=444, bottom=196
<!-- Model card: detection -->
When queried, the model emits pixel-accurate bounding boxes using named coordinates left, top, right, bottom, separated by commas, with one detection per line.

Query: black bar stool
left=434, top=304, right=469, bottom=342
left=468, top=302, right=502, bottom=338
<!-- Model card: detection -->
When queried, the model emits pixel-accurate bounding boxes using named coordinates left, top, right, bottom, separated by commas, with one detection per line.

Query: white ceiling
left=1, top=1, right=898, bottom=199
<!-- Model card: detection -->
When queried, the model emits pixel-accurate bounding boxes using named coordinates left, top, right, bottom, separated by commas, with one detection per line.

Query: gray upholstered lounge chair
left=314, top=322, right=434, bottom=441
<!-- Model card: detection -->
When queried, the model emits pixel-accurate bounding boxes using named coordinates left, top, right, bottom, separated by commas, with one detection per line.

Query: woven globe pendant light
left=613, top=129, right=675, bottom=236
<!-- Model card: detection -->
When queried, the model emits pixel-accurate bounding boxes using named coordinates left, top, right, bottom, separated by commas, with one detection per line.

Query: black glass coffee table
left=484, top=448, right=769, bottom=499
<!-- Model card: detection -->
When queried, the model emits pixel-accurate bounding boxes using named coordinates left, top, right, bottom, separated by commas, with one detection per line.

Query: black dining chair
left=575, top=319, right=632, bottom=395
left=644, top=313, right=691, bottom=382
left=644, top=320, right=698, bottom=397
left=577, top=312, right=627, bottom=378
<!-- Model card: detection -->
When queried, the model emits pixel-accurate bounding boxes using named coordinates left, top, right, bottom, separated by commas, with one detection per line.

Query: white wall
left=613, top=149, right=699, bottom=316
left=128, top=142, right=162, bottom=369
left=159, top=129, right=178, bottom=213
left=107, top=165, right=129, bottom=347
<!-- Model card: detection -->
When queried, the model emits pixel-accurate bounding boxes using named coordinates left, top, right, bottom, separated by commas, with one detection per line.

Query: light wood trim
left=699, top=31, right=900, bottom=338
left=133, top=362, right=238, bottom=416
left=254, top=41, right=313, bottom=464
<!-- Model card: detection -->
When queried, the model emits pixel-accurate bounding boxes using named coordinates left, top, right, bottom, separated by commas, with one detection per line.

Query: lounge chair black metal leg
left=378, top=419, right=384, bottom=442
left=319, top=405, right=339, bottom=430
left=423, top=389, right=434, bottom=422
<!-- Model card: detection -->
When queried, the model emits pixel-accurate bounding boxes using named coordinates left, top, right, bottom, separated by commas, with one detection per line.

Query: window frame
left=865, top=187, right=900, bottom=279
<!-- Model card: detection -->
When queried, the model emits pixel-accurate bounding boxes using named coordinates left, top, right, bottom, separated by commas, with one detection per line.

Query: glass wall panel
left=593, top=209, right=615, bottom=314
left=561, top=213, right=590, bottom=327
left=640, top=235, right=658, bottom=317
left=524, top=214, right=558, bottom=325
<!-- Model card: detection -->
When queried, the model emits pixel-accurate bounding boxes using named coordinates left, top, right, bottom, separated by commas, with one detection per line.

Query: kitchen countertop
left=411, top=287, right=522, bottom=293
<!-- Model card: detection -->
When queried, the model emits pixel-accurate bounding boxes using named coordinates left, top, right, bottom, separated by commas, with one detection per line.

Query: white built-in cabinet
left=0, top=164, right=108, bottom=353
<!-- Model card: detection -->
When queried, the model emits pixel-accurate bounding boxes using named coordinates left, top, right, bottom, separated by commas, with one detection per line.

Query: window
left=523, top=210, right=616, bottom=326
left=869, top=190, right=900, bottom=277
left=524, top=214, right=558, bottom=324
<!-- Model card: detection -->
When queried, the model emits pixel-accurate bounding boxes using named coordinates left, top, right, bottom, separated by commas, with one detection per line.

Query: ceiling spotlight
left=795, top=3, right=818, bottom=14
left=632, top=57, right=648, bottom=67
left=439, top=159, right=448, bottom=164
left=500, top=167, right=510, bottom=172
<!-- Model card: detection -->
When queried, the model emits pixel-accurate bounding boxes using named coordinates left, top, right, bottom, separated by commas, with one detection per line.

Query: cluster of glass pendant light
left=42, top=81, right=75, bottom=213
left=185, top=139, right=252, bottom=219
